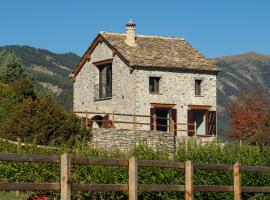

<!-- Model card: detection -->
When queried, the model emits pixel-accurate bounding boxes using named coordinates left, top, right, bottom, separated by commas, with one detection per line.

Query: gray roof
left=100, top=32, right=221, bottom=72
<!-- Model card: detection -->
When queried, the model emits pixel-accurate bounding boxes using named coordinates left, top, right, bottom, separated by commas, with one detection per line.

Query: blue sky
left=0, top=0, right=269, bottom=58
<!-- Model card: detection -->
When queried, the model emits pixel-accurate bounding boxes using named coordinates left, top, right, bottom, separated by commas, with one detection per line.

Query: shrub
left=0, top=95, right=90, bottom=145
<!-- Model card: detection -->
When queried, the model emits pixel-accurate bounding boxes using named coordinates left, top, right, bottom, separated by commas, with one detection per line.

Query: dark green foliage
left=0, top=50, right=25, bottom=83
left=0, top=95, right=90, bottom=145
left=0, top=82, right=19, bottom=122
left=1, top=140, right=270, bottom=199
left=11, top=76, right=36, bottom=101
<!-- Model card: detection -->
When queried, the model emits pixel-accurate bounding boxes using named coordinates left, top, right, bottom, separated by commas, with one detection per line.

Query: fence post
left=133, top=114, right=136, bottom=130
left=153, top=114, right=157, bottom=131
left=16, top=137, right=21, bottom=198
left=129, top=157, right=138, bottom=200
left=233, top=163, right=241, bottom=200
left=185, top=160, right=193, bottom=200
left=61, top=153, right=71, bottom=200
left=85, top=113, right=88, bottom=127
left=194, top=121, right=197, bottom=138
left=112, top=112, right=115, bottom=128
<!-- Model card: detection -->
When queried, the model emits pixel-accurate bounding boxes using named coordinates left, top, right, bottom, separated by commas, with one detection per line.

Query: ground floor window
left=188, top=109, right=216, bottom=136
left=150, top=105, right=177, bottom=134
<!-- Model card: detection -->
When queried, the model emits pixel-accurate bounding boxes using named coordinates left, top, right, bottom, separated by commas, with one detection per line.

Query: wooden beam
left=72, top=184, right=128, bottom=191
left=138, top=184, right=185, bottom=192
left=233, top=163, right=241, bottom=200
left=61, top=153, right=71, bottom=200
left=194, top=185, right=233, bottom=192
left=93, top=58, right=113, bottom=66
left=138, top=160, right=185, bottom=168
left=185, top=160, right=193, bottom=200
left=188, top=105, right=211, bottom=110
left=0, top=183, right=60, bottom=191
left=0, top=153, right=60, bottom=163
left=71, top=157, right=128, bottom=166
left=193, top=163, right=233, bottom=171
left=129, top=157, right=138, bottom=200
left=151, top=103, right=176, bottom=109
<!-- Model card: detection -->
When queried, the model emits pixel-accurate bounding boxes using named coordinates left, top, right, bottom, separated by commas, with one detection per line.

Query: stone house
left=71, top=20, right=221, bottom=138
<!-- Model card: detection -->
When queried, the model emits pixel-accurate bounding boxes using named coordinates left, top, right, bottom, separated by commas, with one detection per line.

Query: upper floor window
left=149, top=77, right=160, bottom=94
left=98, top=64, right=112, bottom=99
left=195, top=79, right=202, bottom=96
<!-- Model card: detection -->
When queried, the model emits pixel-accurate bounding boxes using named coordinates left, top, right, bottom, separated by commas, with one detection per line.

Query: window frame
left=149, top=76, right=161, bottom=94
left=93, top=59, right=113, bottom=100
left=195, top=79, right=202, bottom=96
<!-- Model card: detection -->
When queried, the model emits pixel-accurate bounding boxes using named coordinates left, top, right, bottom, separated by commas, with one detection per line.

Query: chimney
left=125, top=19, right=136, bottom=46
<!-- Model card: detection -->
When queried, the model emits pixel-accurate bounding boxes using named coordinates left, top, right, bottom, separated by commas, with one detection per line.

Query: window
left=99, top=64, right=112, bottom=98
left=195, top=79, right=202, bottom=96
left=149, top=77, right=160, bottom=94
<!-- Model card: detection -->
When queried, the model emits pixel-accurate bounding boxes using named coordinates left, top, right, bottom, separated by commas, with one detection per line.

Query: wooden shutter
left=150, top=108, right=155, bottom=131
left=187, top=110, right=194, bottom=136
left=207, top=111, right=216, bottom=135
left=172, top=109, right=177, bottom=135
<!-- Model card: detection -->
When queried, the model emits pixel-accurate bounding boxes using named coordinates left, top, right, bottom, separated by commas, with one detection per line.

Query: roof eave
left=71, top=33, right=131, bottom=78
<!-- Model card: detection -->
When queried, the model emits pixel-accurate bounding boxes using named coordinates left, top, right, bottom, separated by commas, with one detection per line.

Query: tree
left=0, top=50, right=25, bottom=83
left=11, top=76, right=36, bottom=102
left=0, top=82, right=19, bottom=122
left=0, top=95, right=90, bottom=145
left=228, top=88, right=270, bottom=139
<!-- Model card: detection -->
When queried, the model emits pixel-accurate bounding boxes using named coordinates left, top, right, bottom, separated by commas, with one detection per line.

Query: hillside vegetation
left=0, top=45, right=80, bottom=110
left=214, top=52, right=270, bottom=136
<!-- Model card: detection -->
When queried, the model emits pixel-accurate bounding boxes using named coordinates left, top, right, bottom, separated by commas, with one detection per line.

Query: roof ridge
left=100, top=31, right=185, bottom=41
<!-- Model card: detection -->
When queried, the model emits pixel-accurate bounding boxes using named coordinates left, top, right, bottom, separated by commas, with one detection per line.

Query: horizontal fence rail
left=73, top=111, right=216, bottom=138
left=0, top=153, right=270, bottom=200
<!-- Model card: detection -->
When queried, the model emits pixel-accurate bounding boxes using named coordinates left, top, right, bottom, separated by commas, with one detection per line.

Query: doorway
left=150, top=104, right=177, bottom=134
left=193, top=110, right=206, bottom=135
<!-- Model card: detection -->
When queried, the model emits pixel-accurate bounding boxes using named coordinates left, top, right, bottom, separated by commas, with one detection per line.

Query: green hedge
left=0, top=140, right=270, bottom=199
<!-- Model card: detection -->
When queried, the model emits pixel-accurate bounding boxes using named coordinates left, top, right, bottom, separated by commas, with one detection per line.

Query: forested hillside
left=0, top=45, right=80, bottom=110
left=214, top=52, right=270, bottom=136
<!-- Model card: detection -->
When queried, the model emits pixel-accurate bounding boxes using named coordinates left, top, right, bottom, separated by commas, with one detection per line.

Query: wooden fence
left=0, top=153, right=270, bottom=200
left=74, top=111, right=213, bottom=138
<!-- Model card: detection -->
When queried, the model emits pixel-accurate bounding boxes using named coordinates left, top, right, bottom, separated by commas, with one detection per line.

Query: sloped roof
left=100, top=32, right=220, bottom=71
left=72, top=32, right=220, bottom=77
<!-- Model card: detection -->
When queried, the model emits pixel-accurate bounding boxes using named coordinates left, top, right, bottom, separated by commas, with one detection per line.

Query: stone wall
left=91, top=128, right=176, bottom=152
left=91, top=128, right=216, bottom=152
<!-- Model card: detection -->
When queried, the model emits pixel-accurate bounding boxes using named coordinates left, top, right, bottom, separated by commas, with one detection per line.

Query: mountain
left=0, top=45, right=80, bottom=110
left=214, top=52, right=270, bottom=136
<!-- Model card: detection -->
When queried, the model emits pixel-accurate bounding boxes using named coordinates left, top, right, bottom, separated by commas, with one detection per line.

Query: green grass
left=0, top=191, right=27, bottom=200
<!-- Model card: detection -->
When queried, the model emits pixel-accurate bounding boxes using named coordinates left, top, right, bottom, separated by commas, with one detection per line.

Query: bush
left=0, top=95, right=90, bottom=145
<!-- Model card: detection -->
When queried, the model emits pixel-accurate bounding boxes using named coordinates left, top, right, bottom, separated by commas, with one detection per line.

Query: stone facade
left=91, top=128, right=176, bottom=152
left=73, top=41, right=217, bottom=137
